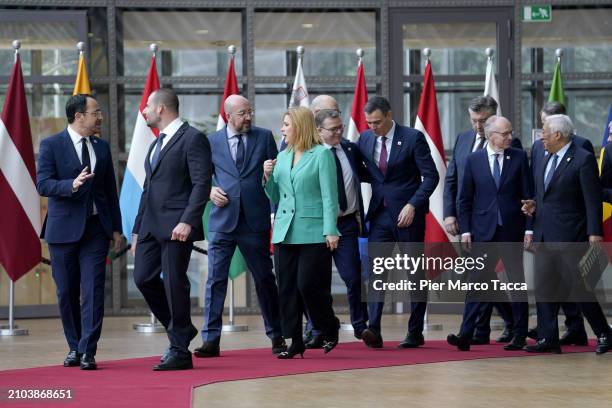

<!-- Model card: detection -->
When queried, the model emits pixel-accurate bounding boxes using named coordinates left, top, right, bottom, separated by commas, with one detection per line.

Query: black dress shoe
left=354, top=328, right=365, bottom=340
left=193, top=342, right=220, bottom=358
left=398, top=332, right=425, bottom=349
left=277, top=341, right=305, bottom=359
left=305, top=334, right=324, bottom=349
left=63, top=351, right=82, bottom=367
left=80, top=354, right=97, bottom=370
left=527, top=327, right=538, bottom=340
left=470, top=337, right=490, bottom=345
left=496, top=329, right=513, bottom=343
left=524, top=339, right=561, bottom=354
left=503, top=336, right=527, bottom=351
left=596, top=334, right=611, bottom=355
left=271, top=337, right=287, bottom=355
left=447, top=334, right=470, bottom=351
left=559, top=331, right=588, bottom=346
left=361, top=328, right=383, bottom=348
left=153, top=354, right=193, bottom=371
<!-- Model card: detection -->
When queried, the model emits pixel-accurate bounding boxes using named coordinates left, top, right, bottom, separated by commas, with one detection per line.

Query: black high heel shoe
left=277, top=341, right=305, bottom=359
left=323, top=322, right=340, bottom=354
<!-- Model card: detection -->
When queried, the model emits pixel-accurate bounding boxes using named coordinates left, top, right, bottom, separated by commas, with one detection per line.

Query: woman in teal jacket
left=264, top=107, right=340, bottom=359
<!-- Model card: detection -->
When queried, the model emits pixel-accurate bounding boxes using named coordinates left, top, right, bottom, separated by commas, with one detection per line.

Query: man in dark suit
left=301, top=108, right=370, bottom=348
left=132, top=88, right=212, bottom=370
left=37, top=94, right=122, bottom=370
left=194, top=95, right=285, bottom=358
left=443, top=96, right=520, bottom=344
left=357, top=96, right=439, bottom=349
left=523, top=114, right=611, bottom=355
left=527, top=101, right=592, bottom=345
left=446, top=116, right=531, bottom=351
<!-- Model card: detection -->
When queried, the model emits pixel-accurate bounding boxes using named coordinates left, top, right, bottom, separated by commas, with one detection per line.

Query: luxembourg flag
left=119, top=55, right=160, bottom=242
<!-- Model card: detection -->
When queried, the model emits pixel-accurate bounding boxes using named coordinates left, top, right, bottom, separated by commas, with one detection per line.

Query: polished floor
left=1, top=313, right=611, bottom=407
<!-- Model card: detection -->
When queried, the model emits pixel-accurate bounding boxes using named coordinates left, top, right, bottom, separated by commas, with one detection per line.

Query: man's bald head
left=225, top=94, right=253, bottom=133
left=311, top=95, right=339, bottom=115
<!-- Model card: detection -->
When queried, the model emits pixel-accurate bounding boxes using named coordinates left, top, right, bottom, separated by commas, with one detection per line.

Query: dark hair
left=541, top=101, right=566, bottom=116
left=468, top=96, right=498, bottom=115
left=66, top=94, right=93, bottom=124
left=315, top=109, right=341, bottom=128
left=364, top=95, right=392, bottom=115
left=152, top=88, right=179, bottom=114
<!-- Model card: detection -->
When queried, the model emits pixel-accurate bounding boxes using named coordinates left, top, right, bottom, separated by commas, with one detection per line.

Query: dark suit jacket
left=444, top=129, right=522, bottom=219
left=601, top=143, right=612, bottom=203
left=532, top=142, right=602, bottom=242
left=530, top=133, right=594, bottom=179
left=133, top=122, right=212, bottom=241
left=338, top=138, right=368, bottom=236
left=357, top=124, right=439, bottom=226
left=37, top=129, right=121, bottom=244
left=208, top=125, right=277, bottom=233
left=459, top=147, right=532, bottom=242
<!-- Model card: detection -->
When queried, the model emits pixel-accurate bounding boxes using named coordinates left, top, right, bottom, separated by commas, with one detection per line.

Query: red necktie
left=379, top=136, right=388, bottom=175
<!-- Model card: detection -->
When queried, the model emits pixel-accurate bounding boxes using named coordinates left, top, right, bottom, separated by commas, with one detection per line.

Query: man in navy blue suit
left=446, top=116, right=531, bottom=351
left=357, top=96, right=439, bottom=349
left=523, top=114, right=610, bottom=355
left=193, top=95, right=285, bottom=358
left=37, top=94, right=122, bottom=370
left=132, top=88, right=212, bottom=370
left=527, top=101, right=592, bottom=346
left=443, top=96, right=519, bottom=344
left=300, top=108, right=370, bottom=348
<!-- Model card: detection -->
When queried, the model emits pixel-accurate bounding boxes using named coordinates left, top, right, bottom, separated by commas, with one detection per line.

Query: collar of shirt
left=67, top=125, right=89, bottom=147
left=553, top=140, right=573, bottom=162
left=382, top=120, right=396, bottom=142
left=226, top=124, right=242, bottom=139
left=323, top=142, right=341, bottom=150
left=160, top=117, right=185, bottom=141
left=486, top=144, right=503, bottom=158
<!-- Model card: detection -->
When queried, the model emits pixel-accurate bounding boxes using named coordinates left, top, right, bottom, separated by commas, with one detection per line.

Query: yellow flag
left=73, top=53, right=91, bottom=95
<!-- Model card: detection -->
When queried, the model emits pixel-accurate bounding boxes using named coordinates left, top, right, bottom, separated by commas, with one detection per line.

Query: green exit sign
left=523, top=5, right=552, bottom=22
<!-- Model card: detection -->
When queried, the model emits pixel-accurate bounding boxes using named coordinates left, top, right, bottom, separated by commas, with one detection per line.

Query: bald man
left=194, top=95, right=285, bottom=358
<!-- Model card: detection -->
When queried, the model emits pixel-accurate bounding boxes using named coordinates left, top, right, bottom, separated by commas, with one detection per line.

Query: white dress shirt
left=226, top=124, right=248, bottom=162
left=68, top=125, right=97, bottom=214
left=149, top=117, right=185, bottom=163
left=374, top=121, right=396, bottom=167
left=324, top=143, right=358, bottom=216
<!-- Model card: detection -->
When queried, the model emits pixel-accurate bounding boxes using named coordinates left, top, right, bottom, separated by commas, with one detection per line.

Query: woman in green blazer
left=264, top=107, right=340, bottom=359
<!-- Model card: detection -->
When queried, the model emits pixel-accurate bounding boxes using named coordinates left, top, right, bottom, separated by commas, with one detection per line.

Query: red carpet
left=0, top=340, right=595, bottom=407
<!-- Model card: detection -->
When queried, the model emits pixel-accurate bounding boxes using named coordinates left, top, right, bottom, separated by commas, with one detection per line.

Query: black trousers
left=133, top=233, right=196, bottom=355
left=274, top=243, right=338, bottom=341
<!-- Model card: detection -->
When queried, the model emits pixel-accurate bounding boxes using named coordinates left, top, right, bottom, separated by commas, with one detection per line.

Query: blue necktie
left=81, top=137, right=93, bottom=217
left=235, top=134, right=245, bottom=171
left=544, top=153, right=558, bottom=191
left=493, top=153, right=502, bottom=225
left=332, top=147, right=348, bottom=212
left=150, top=133, right=166, bottom=169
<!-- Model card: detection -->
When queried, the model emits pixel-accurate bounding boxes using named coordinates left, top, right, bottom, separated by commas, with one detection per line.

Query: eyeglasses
left=84, top=110, right=103, bottom=118
left=491, top=130, right=513, bottom=137
left=231, top=109, right=255, bottom=118
left=321, top=125, right=344, bottom=134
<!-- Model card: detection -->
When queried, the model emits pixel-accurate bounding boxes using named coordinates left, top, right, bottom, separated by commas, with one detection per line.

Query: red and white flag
left=0, top=52, right=41, bottom=281
left=414, top=60, right=452, bottom=243
left=216, top=54, right=239, bottom=130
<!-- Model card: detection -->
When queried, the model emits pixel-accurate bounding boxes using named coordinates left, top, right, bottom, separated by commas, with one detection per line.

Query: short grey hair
left=545, top=114, right=574, bottom=139
left=483, top=115, right=511, bottom=138
left=315, top=109, right=341, bottom=128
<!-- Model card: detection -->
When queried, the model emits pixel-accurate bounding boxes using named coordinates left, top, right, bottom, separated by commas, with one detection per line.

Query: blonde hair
left=283, top=107, right=320, bottom=152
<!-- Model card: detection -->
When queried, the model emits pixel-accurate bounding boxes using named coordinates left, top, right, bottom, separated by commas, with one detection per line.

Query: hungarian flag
left=414, top=60, right=451, bottom=244
left=203, top=51, right=247, bottom=280
left=73, top=50, right=92, bottom=95
left=548, top=60, right=565, bottom=105
left=119, top=55, right=159, bottom=242
left=0, top=53, right=42, bottom=281
left=484, top=56, right=502, bottom=115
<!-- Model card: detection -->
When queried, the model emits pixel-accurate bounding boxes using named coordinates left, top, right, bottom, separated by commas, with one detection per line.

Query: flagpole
left=419, top=47, right=443, bottom=333
left=1, top=40, right=30, bottom=337
left=132, top=43, right=165, bottom=334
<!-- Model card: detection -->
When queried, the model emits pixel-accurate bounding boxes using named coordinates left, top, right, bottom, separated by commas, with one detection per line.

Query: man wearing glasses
left=447, top=116, right=531, bottom=352
left=194, top=94, right=285, bottom=358
left=444, top=96, right=521, bottom=345
left=37, top=94, right=122, bottom=370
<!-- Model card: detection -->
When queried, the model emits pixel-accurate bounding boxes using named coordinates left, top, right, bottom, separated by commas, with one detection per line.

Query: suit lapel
left=386, top=126, right=404, bottom=178
left=62, top=130, right=83, bottom=173
left=498, top=149, right=512, bottom=188
left=243, top=130, right=257, bottom=173
left=221, top=128, right=240, bottom=177
left=546, top=143, right=575, bottom=194
left=90, top=136, right=103, bottom=174
left=364, top=133, right=384, bottom=179
left=290, top=147, right=316, bottom=180
left=144, top=137, right=156, bottom=177
left=152, top=122, right=188, bottom=174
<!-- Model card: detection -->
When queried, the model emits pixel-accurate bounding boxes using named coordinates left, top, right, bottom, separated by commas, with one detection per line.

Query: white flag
left=288, top=57, right=309, bottom=108
left=484, top=57, right=502, bottom=115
